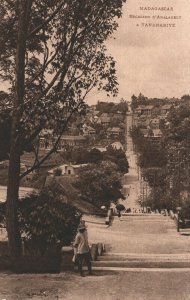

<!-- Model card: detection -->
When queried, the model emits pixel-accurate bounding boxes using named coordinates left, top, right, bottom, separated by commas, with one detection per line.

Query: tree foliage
left=19, top=189, right=81, bottom=254
left=62, top=145, right=129, bottom=173
left=0, top=0, right=126, bottom=257
left=130, top=126, right=167, bottom=169
left=163, top=102, right=190, bottom=211
left=103, top=145, right=129, bottom=173
left=96, top=98, right=128, bottom=114
left=134, top=101, right=190, bottom=212
left=130, top=93, right=178, bottom=112
left=0, top=185, right=81, bottom=255
left=74, top=161, right=124, bottom=208
left=0, top=0, right=126, bottom=175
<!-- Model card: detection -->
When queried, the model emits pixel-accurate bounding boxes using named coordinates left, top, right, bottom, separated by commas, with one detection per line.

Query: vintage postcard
left=0, top=0, right=190, bottom=299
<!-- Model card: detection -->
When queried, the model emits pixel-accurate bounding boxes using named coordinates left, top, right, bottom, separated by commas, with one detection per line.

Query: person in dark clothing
left=117, top=210, right=121, bottom=220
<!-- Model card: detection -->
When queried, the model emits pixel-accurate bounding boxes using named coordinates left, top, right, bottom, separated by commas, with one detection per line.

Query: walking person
left=117, top=210, right=122, bottom=220
left=73, top=221, right=92, bottom=277
left=116, top=204, right=125, bottom=221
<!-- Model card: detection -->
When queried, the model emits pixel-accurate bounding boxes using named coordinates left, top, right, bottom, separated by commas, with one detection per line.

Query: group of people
left=73, top=220, right=92, bottom=277
left=116, top=207, right=152, bottom=220
left=118, top=207, right=152, bottom=214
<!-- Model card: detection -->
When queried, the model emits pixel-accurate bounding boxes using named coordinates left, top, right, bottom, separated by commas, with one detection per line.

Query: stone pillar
left=97, top=243, right=104, bottom=256
left=90, top=244, right=98, bottom=261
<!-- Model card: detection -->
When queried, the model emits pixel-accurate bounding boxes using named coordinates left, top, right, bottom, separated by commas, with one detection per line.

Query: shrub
left=74, top=161, right=124, bottom=208
left=17, top=185, right=81, bottom=256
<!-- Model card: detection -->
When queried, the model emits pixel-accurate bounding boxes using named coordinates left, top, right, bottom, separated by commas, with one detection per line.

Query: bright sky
left=88, top=0, right=190, bottom=104
left=1, top=1, right=190, bottom=105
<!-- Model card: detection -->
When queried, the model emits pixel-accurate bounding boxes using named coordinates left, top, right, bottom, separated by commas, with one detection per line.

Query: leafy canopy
left=0, top=0, right=126, bottom=174
left=74, top=161, right=125, bottom=208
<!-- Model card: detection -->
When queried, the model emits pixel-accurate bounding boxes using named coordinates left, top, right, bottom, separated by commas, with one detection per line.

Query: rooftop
left=161, top=104, right=172, bottom=109
left=61, top=135, right=86, bottom=140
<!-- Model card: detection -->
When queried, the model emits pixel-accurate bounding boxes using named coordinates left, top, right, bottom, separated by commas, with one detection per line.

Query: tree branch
left=27, top=0, right=66, bottom=38
left=32, top=21, right=79, bottom=102
left=19, top=103, right=81, bottom=179
left=25, top=45, right=60, bottom=88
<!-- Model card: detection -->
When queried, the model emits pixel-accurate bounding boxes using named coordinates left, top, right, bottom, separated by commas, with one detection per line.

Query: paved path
left=106, top=215, right=190, bottom=254
left=122, top=112, right=141, bottom=209
left=2, top=272, right=190, bottom=300
left=86, top=214, right=190, bottom=255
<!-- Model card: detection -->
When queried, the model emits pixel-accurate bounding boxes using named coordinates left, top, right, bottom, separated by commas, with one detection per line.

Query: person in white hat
left=73, top=221, right=92, bottom=277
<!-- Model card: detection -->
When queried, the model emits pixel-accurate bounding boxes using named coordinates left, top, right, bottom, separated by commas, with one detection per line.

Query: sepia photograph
left=0, top=0, right=190, bottom=299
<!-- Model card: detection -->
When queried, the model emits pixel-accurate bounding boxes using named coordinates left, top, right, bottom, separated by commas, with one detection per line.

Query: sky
left=1, top=1, right=190, bottom=105
left=87, top=0, right=190, bottom=104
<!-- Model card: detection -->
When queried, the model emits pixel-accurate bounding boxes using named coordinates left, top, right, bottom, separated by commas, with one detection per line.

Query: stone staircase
left=92, top=253, right=190, bottom=270
left=88, top=214, right=190, bottom=271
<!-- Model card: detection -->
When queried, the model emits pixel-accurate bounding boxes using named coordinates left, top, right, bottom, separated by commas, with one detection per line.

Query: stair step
left=92, top=261, right=190, bottom=268
left=88, top=266, right=190, bottom=272
left=102, top=253, right=190, bottom=259
left=97, top=256, right=190, bottom=262
left=120, top=214, right=166, bottom=218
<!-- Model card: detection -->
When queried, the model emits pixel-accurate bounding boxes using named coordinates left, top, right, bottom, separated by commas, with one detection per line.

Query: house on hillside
left=82, top=125, right=96, bottom=136
left=152, top=129, right=162, bottom=138
left=141, top=128, right=162, bottom=141
left=136, top=105, right=154, bottom=117
left=107, top=127, right=121, bottom=137
left=144, top=129, right=162, bottom=145
left=136, top=115, right=150, bottom=127
left=111, top=141, right=124, bottom=150
left=92, top=146, right=107, bottom=152
left=93, top=115, right=102, bottom=124
left=99, top=113, right=111, bottom=127
left=59, top=136, right=86, bottom=148
left=39, top=135, right=86, bottom=151
left=160, top=104, right=172, bottom=116
left=48, top=163, right=87, bottom=176
left=112, top=111, right=124, bottom=121
left=149, top=118, right=160, bottom=129
left=140, top=128, right=149, bottom=137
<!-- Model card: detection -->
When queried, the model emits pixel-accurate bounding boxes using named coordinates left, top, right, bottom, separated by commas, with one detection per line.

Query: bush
left=17, top=185, right=81, bottom=255
left=74, top=161, right=124, bottom=208
left=103, top=145, right=129, bottom=174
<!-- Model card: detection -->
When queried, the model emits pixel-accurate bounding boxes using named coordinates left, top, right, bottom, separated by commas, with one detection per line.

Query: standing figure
left=117, top=210, right=122, bottom=220
left=73, top=221, right=92, bottom=277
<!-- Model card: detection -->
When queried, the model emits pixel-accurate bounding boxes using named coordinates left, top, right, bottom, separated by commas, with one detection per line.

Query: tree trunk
left=6, top=0, right=33, bottom=258
left=6, top=139, right=22, bottom=257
